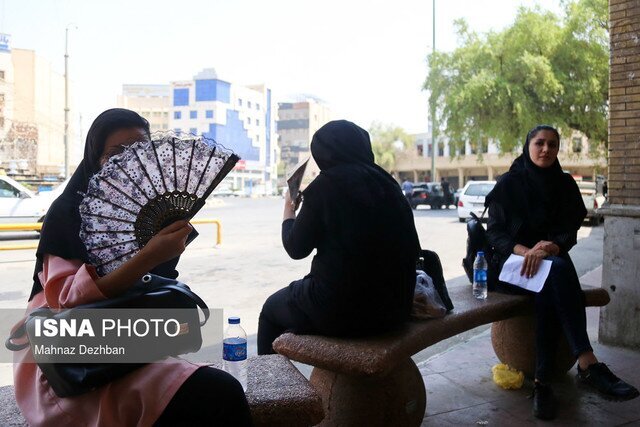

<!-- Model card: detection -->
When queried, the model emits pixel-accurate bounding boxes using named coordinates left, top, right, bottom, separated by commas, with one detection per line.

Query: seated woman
left=486, top=125, right=639, bottom=420
left=14, top=109, right=252, bottom=427
left=258, top=120, right=420, bottom=354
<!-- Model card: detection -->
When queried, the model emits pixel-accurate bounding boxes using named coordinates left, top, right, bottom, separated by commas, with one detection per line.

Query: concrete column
left=413, top=170, right=418, bottom=182
left=458, top=168, right=465, bottom=188
left=599, top=0, right=640, bottom=348
left=487, top=166, right=494, bottom=181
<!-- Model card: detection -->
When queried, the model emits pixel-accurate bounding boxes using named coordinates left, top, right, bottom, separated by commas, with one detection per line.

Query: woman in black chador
left=258, top=120, right=420, bottom=354
left=486, top=125, right=638, bottom=420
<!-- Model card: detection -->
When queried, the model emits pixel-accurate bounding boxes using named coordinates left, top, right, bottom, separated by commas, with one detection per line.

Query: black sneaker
left=531, top=382, right=556, bottom=420
left=577, top=362, right=640, bottom=401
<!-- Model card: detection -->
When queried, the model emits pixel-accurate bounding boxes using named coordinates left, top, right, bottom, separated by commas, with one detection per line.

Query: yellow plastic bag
left=492, top=363, right=524, bottom=390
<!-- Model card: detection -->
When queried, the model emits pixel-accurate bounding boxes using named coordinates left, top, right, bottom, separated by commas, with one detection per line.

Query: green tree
left=368, top=121, right=415, bottom=172
left=424, top=0, right=608, bottom=154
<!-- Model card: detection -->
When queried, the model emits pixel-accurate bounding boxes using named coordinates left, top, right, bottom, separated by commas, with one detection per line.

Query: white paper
left=498, top=254, right=552, bottom=293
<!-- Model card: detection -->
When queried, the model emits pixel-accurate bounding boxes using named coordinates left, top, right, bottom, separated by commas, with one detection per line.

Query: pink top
left=13, top=255, right=201, bottom=427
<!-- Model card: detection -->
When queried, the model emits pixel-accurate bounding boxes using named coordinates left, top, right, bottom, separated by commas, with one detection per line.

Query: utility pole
left=430, top=0, right=436, bottom=183
left=64, top=27, right=69, bottom=178
left=64, top=25, right=77, bottom=178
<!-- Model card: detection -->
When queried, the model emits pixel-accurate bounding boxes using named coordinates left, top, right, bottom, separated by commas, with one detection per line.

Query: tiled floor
left=419, top=329, right=640, bottom=426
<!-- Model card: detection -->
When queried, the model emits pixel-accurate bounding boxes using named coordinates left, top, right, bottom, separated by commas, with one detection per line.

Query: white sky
left=1, top=0, right=563, bottom=136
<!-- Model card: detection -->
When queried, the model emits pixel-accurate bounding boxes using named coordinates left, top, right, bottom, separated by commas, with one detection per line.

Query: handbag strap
left=155, top=283, right=210, bottom=326
left=5, top=284, right=210, bottom=352
left=480, top=206, right=488, bottom=219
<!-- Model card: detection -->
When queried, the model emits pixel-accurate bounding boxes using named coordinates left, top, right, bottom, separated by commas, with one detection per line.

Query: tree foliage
left=424, top=0, right=608, bottom=154
left=368, top=121, right=414, bottom=172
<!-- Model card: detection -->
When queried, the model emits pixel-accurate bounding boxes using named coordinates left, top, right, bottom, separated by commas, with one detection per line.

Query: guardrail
left=0, top=219, right=221, bottom=251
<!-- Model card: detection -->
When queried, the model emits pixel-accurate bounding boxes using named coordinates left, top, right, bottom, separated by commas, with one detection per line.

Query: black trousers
left=257, top=286, right=316, bottom=355
left=496, top=255, right=593, bottom=382
left=154, top=366, right=253, bottom=427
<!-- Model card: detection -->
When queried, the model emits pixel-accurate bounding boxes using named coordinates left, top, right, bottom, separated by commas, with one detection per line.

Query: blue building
left=170, top=68, right=277, bottom=195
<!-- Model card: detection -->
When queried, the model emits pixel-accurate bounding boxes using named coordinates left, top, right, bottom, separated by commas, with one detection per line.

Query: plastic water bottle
left=223, top=317, right=247, bottom=391
left=473, top=251, right=488, bottom=300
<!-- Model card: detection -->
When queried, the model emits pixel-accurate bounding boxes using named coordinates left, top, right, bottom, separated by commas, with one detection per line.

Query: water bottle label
left=474, top=269, right=487, bottom=283
left=223, top=339, right=247, bottom=361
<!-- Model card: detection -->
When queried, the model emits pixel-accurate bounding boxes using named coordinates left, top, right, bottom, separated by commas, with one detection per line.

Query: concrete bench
left=273, top=285, right=609, bottom=426
left=0, top=354, right=324, bottom=427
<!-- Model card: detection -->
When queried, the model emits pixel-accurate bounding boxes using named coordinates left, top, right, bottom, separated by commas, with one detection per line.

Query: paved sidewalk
left=420, top=266, right=640, bottom=426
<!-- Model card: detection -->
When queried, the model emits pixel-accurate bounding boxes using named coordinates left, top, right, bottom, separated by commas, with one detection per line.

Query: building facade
left=0, top=35, right=72, bottom=179
left=398, top=129, right=606, bottom=189
left=117, top=84, right=171, bottom=133
left=277, top=96, right=333, bottom=181
left=599, top=0, right=640, bottom=349
left=170, top=69, right=278, bottom=195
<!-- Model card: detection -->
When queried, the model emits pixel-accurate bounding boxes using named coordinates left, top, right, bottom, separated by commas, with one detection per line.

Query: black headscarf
left=485, top=125, right=586, bottom=236
left=28, top=109, right=176, bottom=301
left=309, top=120, right=405, bottom=208
left=306, top=119, right=420, bottom=259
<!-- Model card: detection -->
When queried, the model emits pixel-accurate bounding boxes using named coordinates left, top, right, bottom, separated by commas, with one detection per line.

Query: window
left=0, top=117, right=4, bottom=129
left=238, top=98, right=243, bottom=106
left=256, top=103, right=260, bottom=110
left=206, top=110, right=214, bottom=119
left=0, top=70, right=4, bottom=80
left=0, top=180, right=20, bottom=198
left=247, top=117, right=252, bottom=125
left=190, top=127, right=197, bottom=135
left=572, top=137, right=582, bottom=153
left=163, top=112, right=169, bottom=118
left=190, top=110, right=197, bottom=119
left=256, top=119, right=260, bottom=126
left=174, top=111, right=182, bottom=119
left=174, top=128, right=181, bottom=134
left=248, top=101, right=252, bottom=109
left=255, top=134, right=260, bottom=142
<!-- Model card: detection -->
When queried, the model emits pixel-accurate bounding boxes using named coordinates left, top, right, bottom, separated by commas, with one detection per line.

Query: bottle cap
left=228, top=317, right=240, bottom=324
left=477, top=251, right=484, bottom=256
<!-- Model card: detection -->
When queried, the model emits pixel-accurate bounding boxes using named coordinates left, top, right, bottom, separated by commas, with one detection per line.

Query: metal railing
left=0, top=219, right=221, bottom=251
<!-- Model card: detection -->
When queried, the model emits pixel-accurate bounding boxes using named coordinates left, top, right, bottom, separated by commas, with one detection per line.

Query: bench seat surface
left=0, top=354, right=323, bottom=427
left=273, top=286, right=609, bottom=377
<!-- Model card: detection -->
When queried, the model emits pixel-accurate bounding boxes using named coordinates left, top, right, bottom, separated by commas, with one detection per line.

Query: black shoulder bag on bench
left=5, top=274, right=209, bottom=398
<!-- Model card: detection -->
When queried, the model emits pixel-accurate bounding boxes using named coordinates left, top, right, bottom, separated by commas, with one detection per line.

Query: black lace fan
left=79, top=133, right=239, bottom=275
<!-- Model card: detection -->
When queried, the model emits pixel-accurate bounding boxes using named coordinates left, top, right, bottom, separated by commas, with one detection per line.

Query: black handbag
left=5, top=274, right=209, bottom=398
left=462, top=208, right=489, bottom=284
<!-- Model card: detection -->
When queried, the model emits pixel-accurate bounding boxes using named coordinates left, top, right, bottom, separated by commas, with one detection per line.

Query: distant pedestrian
left=602, top=180, right=608, bottom=198
left=401, top=179, right=414, bottom=205
left=258, top=120, right=420, bottom=354
left=441, top=177, right=452, bottom=208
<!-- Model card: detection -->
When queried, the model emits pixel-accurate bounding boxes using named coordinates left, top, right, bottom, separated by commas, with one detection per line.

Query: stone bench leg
left=309, top=358, right=425, bottom=426
left=491, top=315, right=576, bottom=378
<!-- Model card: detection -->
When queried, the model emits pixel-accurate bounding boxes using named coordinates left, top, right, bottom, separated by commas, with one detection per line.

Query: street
left=0, top=197, right=604, bottom=378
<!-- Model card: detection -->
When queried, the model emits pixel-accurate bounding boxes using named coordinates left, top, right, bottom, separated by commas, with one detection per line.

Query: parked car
left=457, top=181, right=496, bottom=222
left=0, top=175, right=52, bottom=224
left=577, top=181, right=606, bottom=226
left=410, top=182, right=446, bottom=210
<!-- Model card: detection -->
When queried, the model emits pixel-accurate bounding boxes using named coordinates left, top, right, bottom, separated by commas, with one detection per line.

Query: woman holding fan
left=13, top=109, right=252, bottom=426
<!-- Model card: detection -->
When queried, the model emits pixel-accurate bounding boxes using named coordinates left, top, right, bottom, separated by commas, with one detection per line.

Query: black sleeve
left=281, top=198, right=318, bottom=260
left=550, top=230, right=578, bottom=254
left=486, top=201, right=517, bottom=257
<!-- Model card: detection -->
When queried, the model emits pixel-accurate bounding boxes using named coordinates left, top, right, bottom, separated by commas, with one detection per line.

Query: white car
left=577, top=181, right=606, bottom=226
left=0, top=175, right=52, bottom=224
left=457, top=181, right=496, bottom=223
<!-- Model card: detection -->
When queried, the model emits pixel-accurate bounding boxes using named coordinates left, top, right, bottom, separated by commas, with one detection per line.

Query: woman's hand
left=532, top=240, right=560, bottom=256
left=520, top=248, right=549, bottom=278
left=140, top=220, right=192, bottom=267
left=283, top=191, right=296, bottom=220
